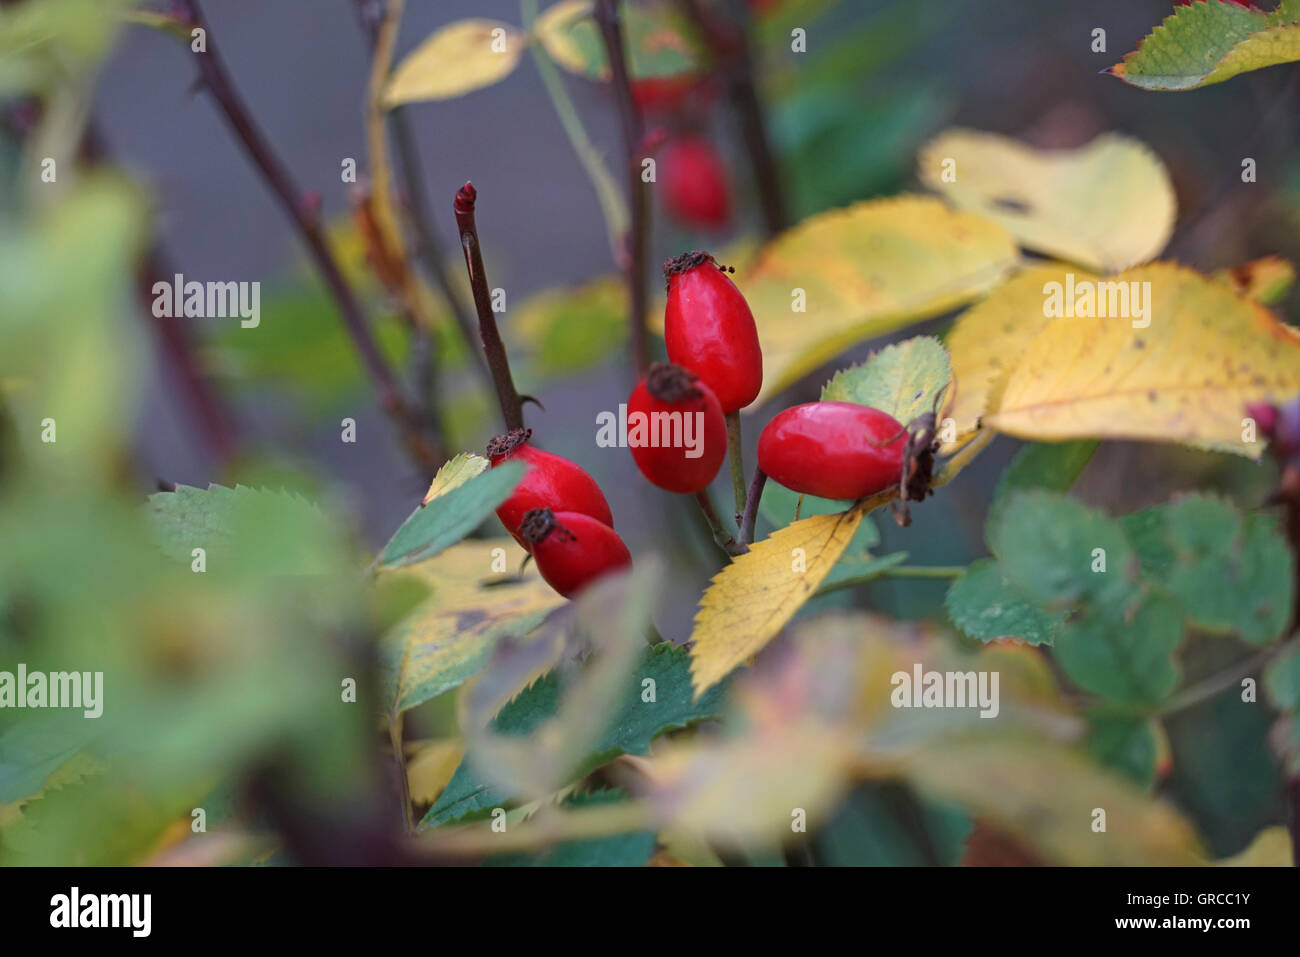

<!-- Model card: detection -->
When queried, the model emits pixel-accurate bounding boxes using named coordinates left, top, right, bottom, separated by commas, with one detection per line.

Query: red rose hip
left=661, top=136, right=732, bottom=231
left=520, top=508, right=633, bottom=598
left=627, top=363, right=727, bottom=494
left=663, top=251, right=763, bottom=414
left=757, top=401, right=906, bottom=500
left=488, top=429, right=613, bottom=550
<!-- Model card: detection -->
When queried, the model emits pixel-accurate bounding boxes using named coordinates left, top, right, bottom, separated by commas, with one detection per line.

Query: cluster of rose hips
left=487, top=249, right=934, bottom=599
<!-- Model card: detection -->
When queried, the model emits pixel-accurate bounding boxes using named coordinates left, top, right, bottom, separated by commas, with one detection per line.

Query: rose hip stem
left=593, top=0, right=652, bottom=377
left=694, top=491, right=748, bottom=557
left=738, top=468, right=766, bottom=546
left=454, top=182, right=526, bottom=432
left=725, top=411, right=747, bottom=522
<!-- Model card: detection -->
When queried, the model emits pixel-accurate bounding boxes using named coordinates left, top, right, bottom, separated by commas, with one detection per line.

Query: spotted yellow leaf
left=383, top=19, right=524, bottom=106
left=738, top=196, right=1018, bottom=408
left=943, top=265, right=1095, bottom=450
left=985, top=262, right=1300, bottom=456
left=920, top=129, right=1175, bottom=272
left=380, top=538, right=566, bottom=716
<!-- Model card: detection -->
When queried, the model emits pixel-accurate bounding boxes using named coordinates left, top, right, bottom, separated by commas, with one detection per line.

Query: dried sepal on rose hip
left=488, top=429, right=613, bottom=551
left=663, top=251, right=763, bottom=414
left=756, top=400, right=941, bottom=525
left=518, top=507, right=632, bottom=599
left=627, top=362, right=727, bottom=494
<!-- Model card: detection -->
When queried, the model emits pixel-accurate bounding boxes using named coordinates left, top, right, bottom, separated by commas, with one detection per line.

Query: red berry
left=488, top=429, right=613, bottom=550
left=519, top=508, right=633, bottom=598
left=663, top=251, right=763, bottom=414
left=627, top=363, right=727, bottom=494
left=757, top=401, right=907, bottom=500
left=661, top=136, right=732, bottom=231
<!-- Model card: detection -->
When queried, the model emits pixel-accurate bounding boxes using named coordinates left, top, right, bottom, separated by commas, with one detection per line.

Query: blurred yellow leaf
left=739, top=196, right=1018, bottom=407
left=943, top=265, right=1090, bottom=450
left=421, top=452, right=489, bottom=505
left=901, top=736, right=1203, bottom=865
left=406, top=740, right=466, bottom=806
left=919, top=129, right=1175, bottom=272
left=380, top=538, right=566, bottom=715
left=986, top=263, right=1300, bottom=455
left=383, top=19, right=524, bottom=106
left=690, top=501, right=888, bottom=697
left=1216, top=826, right=1293, bottom=866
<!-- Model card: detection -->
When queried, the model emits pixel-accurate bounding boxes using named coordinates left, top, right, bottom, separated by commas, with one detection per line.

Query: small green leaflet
left=379, top=460, right=525, bottom=568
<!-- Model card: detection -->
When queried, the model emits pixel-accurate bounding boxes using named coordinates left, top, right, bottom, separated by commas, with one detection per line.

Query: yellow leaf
left=383, top=19, right=524, bottom=106
left=943, top=264, right=1094, bottom=450
left=901, top=736, right=1204, bottom=865
left=920, top=128, right=1175, bottom=272
left=689, top=502, right=883, bottom=696
left=1215, top=826, right=1294, bottom=866
left=406, top=739, right=466, bottom=806
left=986, top=263, right=1300, bottom=456
left=380, top=538, right=566, bottom=715
left=421, top=452, right=489, bottom=506
left=738, top=196, right=1018, bottom=408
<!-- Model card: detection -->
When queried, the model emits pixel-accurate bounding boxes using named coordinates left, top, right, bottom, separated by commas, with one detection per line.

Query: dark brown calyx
left=487, top=427, right=532, bottom=458
left=645, top=362, right=702, bottom=403
left=662, top=250, right=733, bottom=290
left=519, top=507, right=576, bottom=546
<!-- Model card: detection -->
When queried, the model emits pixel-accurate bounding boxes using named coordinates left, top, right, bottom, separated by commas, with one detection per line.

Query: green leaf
left=146, top=484, right=343, bottom=574
left=1054, top=593, right=1183, bottom=705
left=987, top=490, right=1138, bottom=610
left=1085, top=710, right=1158, bottom=789
left=990, top=441, right=1098, bottom=525
left=422, top=643, right=725, bottom=827
left=378, top=462, right=525, bottom=568
left=0, top=715, right=102, bottom=804
left=757, top=480, right=855, bottom=528
left=820, top=335, right=951, bottom=425
left=483, top=790, right=655, bottom=866
left=1264, top=644, right=1300, bottom=712
left=1110, top=0, right=1300, bottom=92
left=513, top=275, right=626, bottom=378
left=945, top=558, right=1065, bottom=646
left=1161, top=496, right=1293, bottom=645
left=811, top=783, right=971, bottom=866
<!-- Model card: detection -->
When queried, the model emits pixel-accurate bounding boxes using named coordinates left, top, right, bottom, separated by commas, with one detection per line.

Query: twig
left=878, top=564, right=966, bottom=580
left=593, top=0, right=651, bottom=377
left=724, top=411, right=746, bottom=522
left=174, top=0, right=440, bottom=470
left=388, top=714, right=414, bottom=832
left=695, top=490, right=748, bottom=557
left=453, top=183, right=526, bottom=432
left=679, top=0, right=787, bottom=237
left=738, top=467, right=766, bottom=545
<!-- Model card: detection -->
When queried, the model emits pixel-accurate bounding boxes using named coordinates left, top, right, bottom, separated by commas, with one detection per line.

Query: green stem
left=694, top=491, right=748, bottom=557
left=880, top=565, right=966, bottom=580
left=521, top=0, right=628, bottom=259
left=725, top=412, right=746, bottom=522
